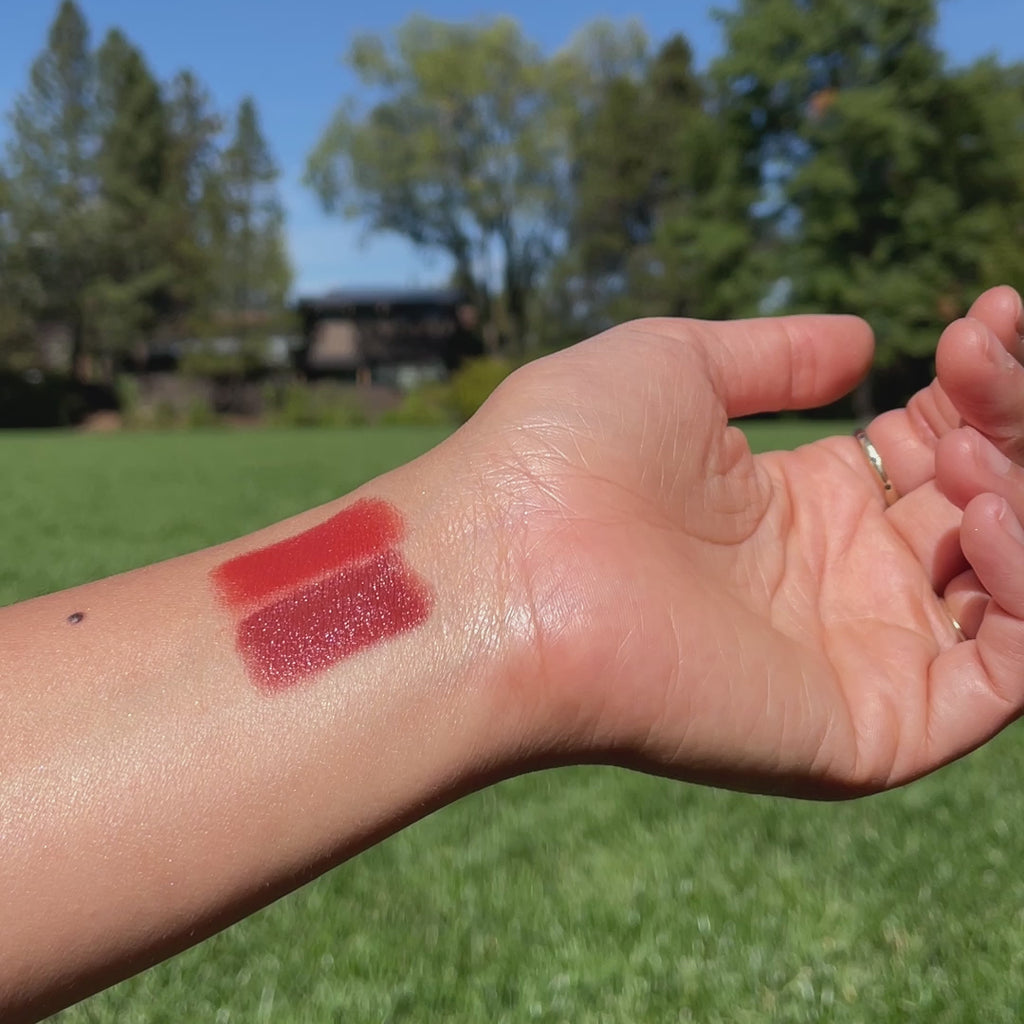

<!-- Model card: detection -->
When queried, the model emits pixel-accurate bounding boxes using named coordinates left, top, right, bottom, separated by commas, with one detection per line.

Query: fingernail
left=985, top=326, right=1019, bottom=369
left=994, top=498, right=1024, bottom=545
left=979, top=436, right=1013, bottom=476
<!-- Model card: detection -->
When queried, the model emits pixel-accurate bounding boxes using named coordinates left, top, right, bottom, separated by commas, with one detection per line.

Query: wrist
left=388, top=435, right=545, bottom=780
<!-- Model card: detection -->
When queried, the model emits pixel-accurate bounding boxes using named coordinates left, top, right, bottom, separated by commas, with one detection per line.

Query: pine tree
left=566, top=35, right=756, bottom=327
left=713, top=0, right=1024, bottom=376
left=0, top=168, right=32, bottom=359
left=163, top=71, right=224, bottom=338
left=92, top=28, right=175, bottom=358
left=4, top=0, right=97, bottom=377
left=2, top=5, right=291, bottom=375
left=214, top=98, right=291, bottom=350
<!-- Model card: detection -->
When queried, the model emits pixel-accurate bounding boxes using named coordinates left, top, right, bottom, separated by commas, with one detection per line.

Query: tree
left=212, top=97, right=291, bottom=345
left=92, top=28, right=175, bottom=357
left=2, top=5, right=290, bottom=378
left=305, top=16, right=578, bottom=349
left=940, top=59, right=1024, bottom=299
left=4, top=0, right=97, bottom=377
left=713, top=0, right=1024, bottom=378
left=0, top=168, right=33, bottom=360
left=565, top=34, right=759, bottom=329
left=162, top=71, right=225, bottom=337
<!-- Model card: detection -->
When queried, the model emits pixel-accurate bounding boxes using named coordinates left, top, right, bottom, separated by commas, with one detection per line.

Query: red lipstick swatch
left=212, top=499, right=402, bottom=609
left=212, top=499, right=431, bottom=692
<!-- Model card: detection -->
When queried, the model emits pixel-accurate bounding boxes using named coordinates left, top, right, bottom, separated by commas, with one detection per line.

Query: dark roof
left=296, top=288, right=466, bottom=313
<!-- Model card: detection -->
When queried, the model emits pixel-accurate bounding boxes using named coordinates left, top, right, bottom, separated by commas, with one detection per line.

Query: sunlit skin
left=472, top=286, right=1024, bottom=795
left=3, top=286, right=1024, bottom=1020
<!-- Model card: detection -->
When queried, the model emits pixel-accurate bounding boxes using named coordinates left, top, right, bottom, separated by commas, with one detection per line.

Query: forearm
left=0, top=440, right=530, bottom=1022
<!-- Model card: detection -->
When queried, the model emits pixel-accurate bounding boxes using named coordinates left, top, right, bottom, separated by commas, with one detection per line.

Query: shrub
left=179, top=348, right=262, bottom=379
left=185, top=397, right=221, bottom=429
left=379, top=357, right=518, bottom=427
left=266, top=381, right=368, bottom=428
left=115, top=375, right=143, bottom=427
left=152, top=399, right=179, bottom=430
left=380, top=382, right=455, bottom=427
left=448, top=357, right=515, bottom=422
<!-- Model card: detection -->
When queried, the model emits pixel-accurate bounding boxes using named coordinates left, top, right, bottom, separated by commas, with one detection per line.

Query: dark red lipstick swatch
left=212, top=499, right=431, bottom=692
left=236, top=551, right=430, bottom=691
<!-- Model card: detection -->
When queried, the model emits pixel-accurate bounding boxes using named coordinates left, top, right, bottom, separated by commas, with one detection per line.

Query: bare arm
left=0, top=439, right=531, bottom=1022
left=7, top=290, right=1024, bottom=1021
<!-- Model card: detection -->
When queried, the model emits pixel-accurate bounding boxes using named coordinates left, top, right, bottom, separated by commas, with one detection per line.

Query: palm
left=481, top=292, right=1024, bottom=796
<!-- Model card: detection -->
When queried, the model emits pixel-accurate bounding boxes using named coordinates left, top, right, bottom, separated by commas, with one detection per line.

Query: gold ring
left=942, top=601, right=967, bottom=643
left=853, top=429, right=898, bottom=506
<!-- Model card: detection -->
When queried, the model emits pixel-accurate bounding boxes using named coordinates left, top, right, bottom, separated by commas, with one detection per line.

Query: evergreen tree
left=214, top=98, right=291, bottom=346
left=92, top=28, right=174, bottom=357
left=163, top=71, right=224, bottom=337
left=0, top=168, right=32, bottom=359
left=713, top=0, right=1024, bottom=374
left=2, top=4, right=290, bottom=374
left=4, top=0, right=97, bottom=376
left=566, top=35, right=758, bottom=327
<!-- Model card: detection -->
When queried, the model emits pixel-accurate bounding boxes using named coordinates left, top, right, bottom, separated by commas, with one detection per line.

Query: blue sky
left=1, top=0, right=1022, bottom=297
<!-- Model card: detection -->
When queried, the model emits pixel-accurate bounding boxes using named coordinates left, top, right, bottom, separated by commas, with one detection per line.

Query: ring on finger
left=853, top=428, right=899, bottom=507
left=940, top=598, right=967, bottom=643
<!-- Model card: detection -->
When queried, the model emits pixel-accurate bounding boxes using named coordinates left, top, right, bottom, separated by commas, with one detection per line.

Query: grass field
left=6, top=421, right=1024, bottom=1023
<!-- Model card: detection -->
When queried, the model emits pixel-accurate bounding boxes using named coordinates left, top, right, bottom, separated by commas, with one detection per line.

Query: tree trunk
left=70, top=310, right=88, bottom=386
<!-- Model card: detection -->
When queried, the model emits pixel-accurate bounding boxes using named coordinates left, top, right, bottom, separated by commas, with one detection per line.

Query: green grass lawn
left=5, top=421, right=1024, bottom=1023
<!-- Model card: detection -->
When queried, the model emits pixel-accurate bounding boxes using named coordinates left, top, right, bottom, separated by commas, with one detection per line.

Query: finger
left=923, top=494, right=1024, bottom=768
left=935, top=429, right=1024, bottom=616
left=936, top=427, right=1024, bottom=520
left=866, top=389, right=959, bottom=497
left=862, top=286, right=1024, bottom=497
left=884, top=482, right=966, bottom=591
left=966, top=284, right=1024, bottom=356
left=689, top=315, right=875, bottom=419
left=961, top=494, right=1024, bottom=618
left=936, top=316, right=1024, bottom=461
left=944, top=568, right=989, bottom=639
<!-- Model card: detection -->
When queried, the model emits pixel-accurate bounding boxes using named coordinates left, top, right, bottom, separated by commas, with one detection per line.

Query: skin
left=3, top=286, right=1024, bottom=1020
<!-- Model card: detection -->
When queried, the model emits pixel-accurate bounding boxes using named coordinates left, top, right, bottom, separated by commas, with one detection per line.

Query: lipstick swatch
left=236, top=551, right=430, bottom=691
left=213, top=499, right=431, bottom=692
left=213, top=499, right=402, bottom=609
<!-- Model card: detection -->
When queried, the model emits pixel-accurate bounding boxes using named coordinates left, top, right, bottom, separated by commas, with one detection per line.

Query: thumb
left=693, top=315, right=875, bottom=419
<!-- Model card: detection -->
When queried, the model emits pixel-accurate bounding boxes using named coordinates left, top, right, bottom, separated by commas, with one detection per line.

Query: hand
left=469, top=287, right=1024, bottom=796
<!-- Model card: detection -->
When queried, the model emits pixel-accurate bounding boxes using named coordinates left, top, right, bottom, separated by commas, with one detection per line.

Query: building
left=295, top=288, right=482, bottom=385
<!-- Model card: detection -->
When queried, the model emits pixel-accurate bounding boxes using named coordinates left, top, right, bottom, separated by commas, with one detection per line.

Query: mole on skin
left=211, top=499, right=432, bottom=693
